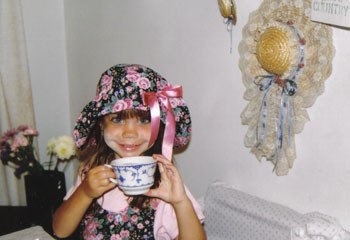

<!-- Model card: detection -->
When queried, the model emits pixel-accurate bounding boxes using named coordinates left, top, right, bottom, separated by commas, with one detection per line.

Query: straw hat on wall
left=239, top=0, right=335, bottom=175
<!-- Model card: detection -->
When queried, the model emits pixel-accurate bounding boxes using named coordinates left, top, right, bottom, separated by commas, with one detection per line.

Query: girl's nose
left=122, top=120, right=138, bottom=138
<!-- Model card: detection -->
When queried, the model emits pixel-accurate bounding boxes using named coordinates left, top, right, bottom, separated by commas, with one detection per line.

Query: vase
left=24, top=170, right=66, bottom=234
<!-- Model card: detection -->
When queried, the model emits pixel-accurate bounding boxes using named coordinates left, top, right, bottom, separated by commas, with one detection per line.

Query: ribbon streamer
left=218, top=0, right=237, bottom=53
left=254, top=75, right=297, bottom=163
left=224, top=18, right=234, bottom=53
left=142, top=85, right=183, bottom=160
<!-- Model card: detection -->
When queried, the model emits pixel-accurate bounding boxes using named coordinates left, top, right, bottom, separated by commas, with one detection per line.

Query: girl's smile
left=119, top=143, right=144, bottom=152
left=101, top=112, right=151, bottom=158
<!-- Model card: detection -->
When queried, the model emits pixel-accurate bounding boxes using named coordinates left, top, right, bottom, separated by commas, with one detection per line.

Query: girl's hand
left=146, top=155, right=207, bottom=240
left=80, top=165, right=116, bottom=199
left=145, top=154, right=187, bottom=206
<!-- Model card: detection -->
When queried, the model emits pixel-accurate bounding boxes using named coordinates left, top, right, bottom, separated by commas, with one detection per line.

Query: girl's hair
left=77, top=109, right=165, bottom=209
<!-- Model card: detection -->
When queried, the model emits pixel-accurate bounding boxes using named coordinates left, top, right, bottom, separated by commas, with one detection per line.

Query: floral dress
left=79, top=200, right=158, bottom=240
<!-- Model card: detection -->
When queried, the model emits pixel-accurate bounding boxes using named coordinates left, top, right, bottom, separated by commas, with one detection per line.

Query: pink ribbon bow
left=142, top=85, right=183, bottom=160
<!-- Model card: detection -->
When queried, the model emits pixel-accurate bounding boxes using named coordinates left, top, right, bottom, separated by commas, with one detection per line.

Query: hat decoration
left=239, top=0, right=335, bottom=175
left=142, top=85, right=183, bottom=159
left=73, top=64, right=192, bottom=160
left=217, top=0, right=237, bottom=53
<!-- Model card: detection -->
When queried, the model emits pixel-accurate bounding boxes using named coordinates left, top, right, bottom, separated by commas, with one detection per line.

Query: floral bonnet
left=73, top=64, right=192, bottom=159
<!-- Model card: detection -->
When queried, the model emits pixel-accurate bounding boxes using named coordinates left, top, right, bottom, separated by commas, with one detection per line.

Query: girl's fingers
left=85, top=166, right=115, bottom=187
left=161, top=162, right=179, bottom=178
left=144, top=188, right=157, bottom=197
left=153, top=154, right=171, bottom=163
left=103, top=178, right=110, bottom=186
left=81, top=165, right=117, bottom=199
left=158, top=162, right=170, bottom=182
left=96, top=166, right=115, bottom=179
left=152, top=154, right=181, bottom=178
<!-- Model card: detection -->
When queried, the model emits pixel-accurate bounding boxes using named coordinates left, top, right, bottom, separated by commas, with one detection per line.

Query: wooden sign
left=311, top=0, right=350, bottom=28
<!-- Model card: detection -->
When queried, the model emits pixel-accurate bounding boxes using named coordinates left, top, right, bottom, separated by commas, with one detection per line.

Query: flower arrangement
left=0, top=125, right=43, bottom=179
left=0, top=125, right=77, bottom=179
left=46, top=135, right=76, bottom=171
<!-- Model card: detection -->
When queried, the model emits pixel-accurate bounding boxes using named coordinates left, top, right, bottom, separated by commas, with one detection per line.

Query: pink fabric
left=65, top=176, right=205, bottom=240
left=142, top=85, right=183, bottom=160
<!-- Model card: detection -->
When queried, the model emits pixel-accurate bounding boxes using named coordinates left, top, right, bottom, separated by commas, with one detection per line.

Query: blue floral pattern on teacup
left=114, top=161, right=157, bottom=195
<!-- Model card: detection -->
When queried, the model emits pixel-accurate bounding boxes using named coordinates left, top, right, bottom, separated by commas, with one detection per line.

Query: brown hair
left=77, top=109, right=165, bottom=209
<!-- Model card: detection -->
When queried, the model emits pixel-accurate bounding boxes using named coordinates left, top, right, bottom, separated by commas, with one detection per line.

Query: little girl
left=52, top=64, right=206, bottom=239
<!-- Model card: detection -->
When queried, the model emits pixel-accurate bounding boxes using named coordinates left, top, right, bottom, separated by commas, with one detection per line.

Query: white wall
left=21, top=0, right=76, bottom=189
left=25, top=0, right=350, bottom=230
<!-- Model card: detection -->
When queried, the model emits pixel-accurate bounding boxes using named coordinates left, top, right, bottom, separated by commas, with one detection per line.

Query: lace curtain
left=0, top=0, right=36, bottom=205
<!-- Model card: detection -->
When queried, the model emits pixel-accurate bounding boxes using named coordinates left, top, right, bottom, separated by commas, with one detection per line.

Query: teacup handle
left=104, top=164, right=118, bottom=185
left=109, top=178, right=118, bottom=184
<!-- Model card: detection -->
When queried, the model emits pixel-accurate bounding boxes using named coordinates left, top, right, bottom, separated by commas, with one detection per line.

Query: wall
left=25, top=0, right=350, bottom=229
left=21, top=0, right=76, bottom=188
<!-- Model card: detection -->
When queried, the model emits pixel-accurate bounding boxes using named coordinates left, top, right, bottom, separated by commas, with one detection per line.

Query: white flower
left=46, top=138, right=56, bottom=155
left=54, top=143, right=74, bottom=160
left=46, top=135, right=76, bottom=160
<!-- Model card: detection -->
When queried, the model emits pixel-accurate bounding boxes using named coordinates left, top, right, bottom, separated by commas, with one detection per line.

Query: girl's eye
left=139, top=117, right=150, bottom=124
left=111, top=117, right=124, bottom=124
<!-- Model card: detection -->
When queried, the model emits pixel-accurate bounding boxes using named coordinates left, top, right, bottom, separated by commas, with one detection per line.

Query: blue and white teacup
left=106, top=156, right=157, bottom=195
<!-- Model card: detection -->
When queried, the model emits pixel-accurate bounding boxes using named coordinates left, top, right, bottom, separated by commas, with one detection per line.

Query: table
left=0, top=226, right=54, bottom=240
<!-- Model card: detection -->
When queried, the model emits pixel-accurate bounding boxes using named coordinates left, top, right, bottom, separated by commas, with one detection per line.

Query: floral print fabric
left=79, top=200, right=158, bottom=240
left=73, top=64, right=192, bottom=150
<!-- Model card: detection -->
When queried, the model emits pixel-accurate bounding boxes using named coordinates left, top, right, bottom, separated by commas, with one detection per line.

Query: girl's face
left=101, top=111, right=151, bottom=158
